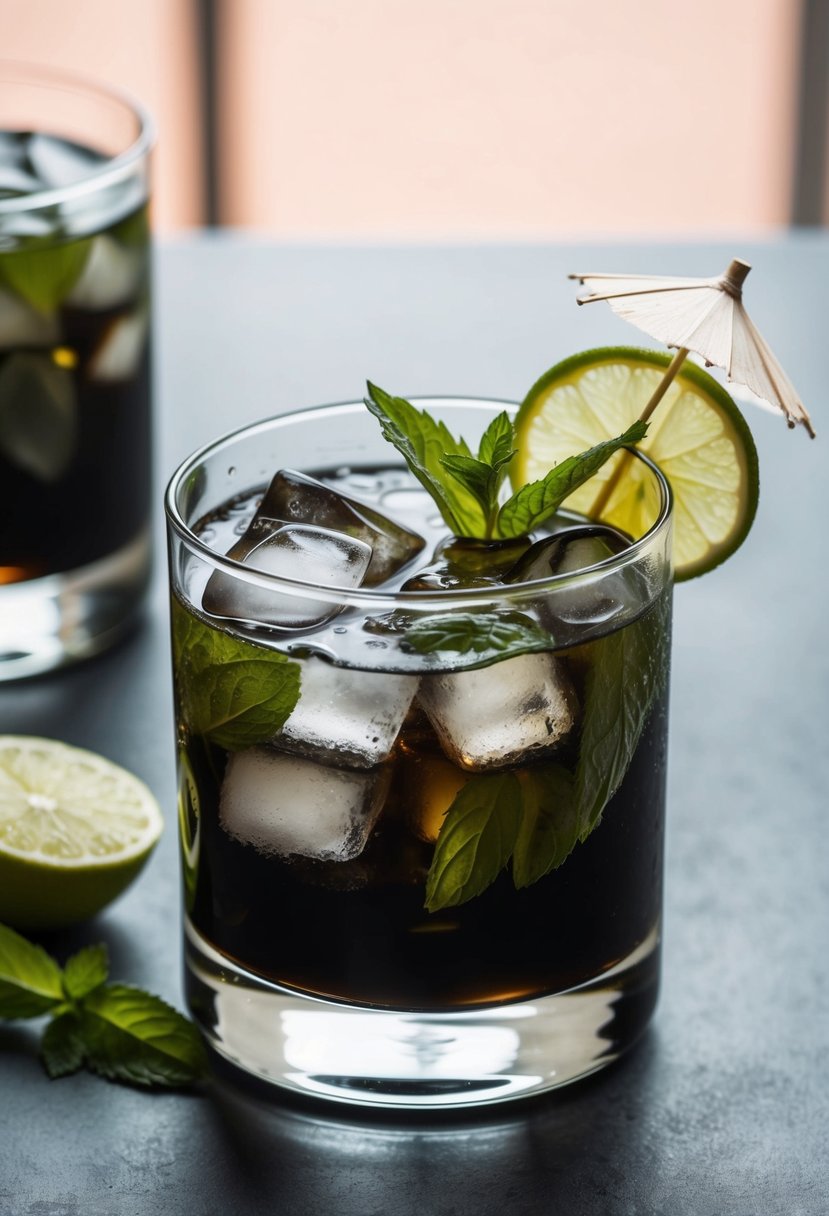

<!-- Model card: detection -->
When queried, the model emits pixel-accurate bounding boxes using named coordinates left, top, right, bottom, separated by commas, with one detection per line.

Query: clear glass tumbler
left=166, top=398, right=673, bottom=1109
left=0, top=63, right=154, bottom=679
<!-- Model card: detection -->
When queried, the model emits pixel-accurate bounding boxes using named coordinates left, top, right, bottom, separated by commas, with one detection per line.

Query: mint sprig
left=0, top=924, right=206, bottom=1089
left=171, top=597, right=301, bottom=750
left=365, top=382, right=647, bottom=540
left=424, top=595, right=670, bottom=911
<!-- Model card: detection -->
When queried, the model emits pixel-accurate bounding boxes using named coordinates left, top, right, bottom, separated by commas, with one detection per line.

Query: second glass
left=166, top=398, right=673, bottom=1109
left=0, top=63, right=154, bottom=679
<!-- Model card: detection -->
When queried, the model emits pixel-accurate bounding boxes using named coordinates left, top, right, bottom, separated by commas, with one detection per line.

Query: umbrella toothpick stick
left=590, top=345, right=690, bottom=519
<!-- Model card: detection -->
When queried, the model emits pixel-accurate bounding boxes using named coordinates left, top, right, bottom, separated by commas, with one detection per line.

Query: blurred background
left=3, top=0, right=827, bottom=236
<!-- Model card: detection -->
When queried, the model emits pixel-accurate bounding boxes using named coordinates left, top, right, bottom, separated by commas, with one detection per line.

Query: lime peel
left=511, top=346, right=760, bottom=581
left=0, top=737, right=163, bottom=930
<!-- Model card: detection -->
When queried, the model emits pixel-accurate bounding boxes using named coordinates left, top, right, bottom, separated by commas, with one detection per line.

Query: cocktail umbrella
left=569, top=259, right=815, bottom=439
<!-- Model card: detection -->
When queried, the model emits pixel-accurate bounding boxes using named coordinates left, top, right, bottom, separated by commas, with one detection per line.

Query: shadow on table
left=203, top=1035, right=664, bottom=1215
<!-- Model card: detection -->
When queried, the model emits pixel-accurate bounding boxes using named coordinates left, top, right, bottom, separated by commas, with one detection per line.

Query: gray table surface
left=1, top=236, right=827, bottom=1216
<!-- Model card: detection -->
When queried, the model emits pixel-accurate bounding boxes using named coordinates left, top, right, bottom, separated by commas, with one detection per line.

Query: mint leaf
left=41, top=1012, right=86, bottom=1078
left=403, top=611, right=553, bottom=665
left=439, top=454, right=498, bottom=515
left=574, top=591, right=670, bottom=840
left=425, top=774, right=522, bottom=911
left=0, top=353, right=77, bottom=483
left=79, top=984, right=207, bottom=1088
left=0, top=237, right=91, bottom=312
left=0, top=923, right=64, bottom=1019
left=496, top=421, right=647, bottom=538
left=62, top=945, right=109, bottom=1002
left=478, top=411, right=515, bottom=467
left=512, top=766, right=581, bottom=887
left=364, top=382, right=485, bottom=536
left=172, top=597, right=301, bottom=750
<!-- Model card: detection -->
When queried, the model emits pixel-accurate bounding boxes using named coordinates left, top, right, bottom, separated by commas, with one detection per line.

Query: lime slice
left=512, top=347, right=760, bottom=580
left=0, top=737, right=163, bottom=930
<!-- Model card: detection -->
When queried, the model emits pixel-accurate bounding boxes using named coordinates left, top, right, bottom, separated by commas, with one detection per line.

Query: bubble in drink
left=275, top=656, right=419, bottom=768
left=417, top=652, right=576, bottom=772
left=219, top=746, right=391, bottom=861
left=253, top=469, right=426, bottom=586
left=202, top=523, right=372, bottom=628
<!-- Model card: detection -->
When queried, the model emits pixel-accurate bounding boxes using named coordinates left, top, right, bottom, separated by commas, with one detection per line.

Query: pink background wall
left=1, top=0, right=802, bottom=237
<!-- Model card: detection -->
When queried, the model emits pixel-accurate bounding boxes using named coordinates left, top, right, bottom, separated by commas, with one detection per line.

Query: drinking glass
left=166, top=398, right=673, bottom=1109
left=0, top=63, right=154, bottom=679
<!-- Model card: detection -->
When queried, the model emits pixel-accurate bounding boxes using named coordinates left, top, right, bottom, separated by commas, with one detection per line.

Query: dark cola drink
left=173, top=465, right=670, bottom=1013
left=0, top=131, right=151, bottom=587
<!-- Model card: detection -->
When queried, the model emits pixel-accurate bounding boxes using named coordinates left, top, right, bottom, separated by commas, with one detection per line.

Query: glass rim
left=164, top=396, right=674, bottom=608
left=0, top=59, right=155, bottom=215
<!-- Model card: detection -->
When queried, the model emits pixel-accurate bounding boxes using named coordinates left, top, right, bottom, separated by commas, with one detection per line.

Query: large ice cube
left=274, top=657, right=418, bottom=768
left=252, top=469, right=426, bottom=586
left=219, top=746, right=390, bottom=860
left=26, top=133, right=104, bottom=189
left=65, top=236, right=144, bottom=310
left=202, top=522, right=372, bottom=628
left=417, top=653, right=575, bottom=772
left=506, top=525, right=637, bottom=627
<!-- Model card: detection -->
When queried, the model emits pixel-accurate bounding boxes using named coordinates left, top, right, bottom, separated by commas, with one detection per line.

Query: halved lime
left=512, top=347, right=760, bottom=580
left=0, top=737, right=163, bottom=930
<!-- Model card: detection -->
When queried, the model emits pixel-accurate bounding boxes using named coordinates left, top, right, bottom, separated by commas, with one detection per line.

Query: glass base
left=0, top=529, right=151, bottom=681
left=185, top=919, right=661, bottom=1110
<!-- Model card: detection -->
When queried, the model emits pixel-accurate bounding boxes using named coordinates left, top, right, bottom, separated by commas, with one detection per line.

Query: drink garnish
left=0, top=924, right=206, bottom=1088
left=0, top=737, right=163, bottom=931
left=365, top=381, right=647, bottom=541
left=512, top=347, right=760, bottom=580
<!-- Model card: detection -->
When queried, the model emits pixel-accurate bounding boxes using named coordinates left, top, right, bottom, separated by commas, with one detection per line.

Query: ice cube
left=88, top=307, right=149, bottom=381
left=26, top=133, right=103, bottom=189
left=417, top=653, right=575, bottom=772
left=0, top=289, right=59, bottom=349
left=219, top=745, right=390, bottom=861
left=506, top=525, right=637, bottom=627
left=202, top=523, right=372, bottom=628
left=274, top=657, right=418, bottom=768
left=0, top=163, right=40, bottom=197
left=65, top=235, right=144, bottom=310
left=253, top=469, right=426, bottom=586
left=506, top=525, right=630, bottom=582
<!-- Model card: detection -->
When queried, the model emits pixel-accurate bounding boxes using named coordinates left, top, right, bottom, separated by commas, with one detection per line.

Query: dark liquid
left=187, top=696, right=667, bottom=1010
left=177, top=474, right=670, bottom=1012
left=0, top=133, right=151, bottom=583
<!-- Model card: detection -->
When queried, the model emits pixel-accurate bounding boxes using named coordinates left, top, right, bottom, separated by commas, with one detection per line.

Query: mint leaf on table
left=495, top=420, right=648, bottom=538
left=62, top=944, right=109, bottom=1002
left=403, top=611, right=553, bottom=665
left=0, top=924, right=64, bottom=1019
left=79, top=985, right=208, bottom=1088
left=1, top=923, right=207, bottom=1090
left=40, top=1012, right=86, bottom=1079
left=425, top=774, right=523, bottom=911
left=0, top=237, right=91, bottom=312
left=364, top=382, right=486, bottom=537
left=171, top=596, right=301, bottom=750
